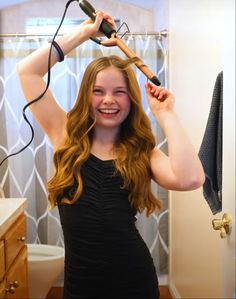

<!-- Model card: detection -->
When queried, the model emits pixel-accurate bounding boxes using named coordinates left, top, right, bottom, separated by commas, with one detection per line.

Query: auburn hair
left=48, top=55, right=161, bottom=216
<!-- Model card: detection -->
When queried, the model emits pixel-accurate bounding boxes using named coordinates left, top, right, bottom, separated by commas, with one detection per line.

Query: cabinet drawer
left=4, top=215, right=26, bottom=270
left=0, top=241, right=5, bottom=281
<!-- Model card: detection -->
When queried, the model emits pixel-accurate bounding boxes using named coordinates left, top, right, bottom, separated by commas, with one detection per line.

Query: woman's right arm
left=17, top=11, right=112, bottom=149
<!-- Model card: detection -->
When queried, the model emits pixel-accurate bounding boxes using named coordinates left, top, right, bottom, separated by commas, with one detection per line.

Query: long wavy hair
left=48, top=55, right=161, bottom=216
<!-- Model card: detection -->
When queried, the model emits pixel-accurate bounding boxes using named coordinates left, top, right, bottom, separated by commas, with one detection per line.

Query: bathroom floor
left=46, top=286, right=172, bottom=299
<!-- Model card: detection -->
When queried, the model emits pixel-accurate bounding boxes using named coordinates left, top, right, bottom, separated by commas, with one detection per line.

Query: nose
left=103, top=93, right=115, bottom=104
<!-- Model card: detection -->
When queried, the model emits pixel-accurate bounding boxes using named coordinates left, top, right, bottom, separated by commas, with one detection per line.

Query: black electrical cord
left=0, top=0, right=77, bottom=167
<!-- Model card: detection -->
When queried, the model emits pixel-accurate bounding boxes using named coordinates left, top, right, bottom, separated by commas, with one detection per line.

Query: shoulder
left=149, top=147, right=174, bottom=188
left=150, top=147, right=166, bottom=162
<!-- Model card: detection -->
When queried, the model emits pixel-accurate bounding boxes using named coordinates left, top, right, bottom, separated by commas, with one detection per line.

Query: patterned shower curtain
left=0, top=34, right=168, bottom=278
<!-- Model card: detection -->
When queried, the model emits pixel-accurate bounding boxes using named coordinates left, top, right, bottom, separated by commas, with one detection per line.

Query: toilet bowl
left=27, top=244, right=65, bottom=299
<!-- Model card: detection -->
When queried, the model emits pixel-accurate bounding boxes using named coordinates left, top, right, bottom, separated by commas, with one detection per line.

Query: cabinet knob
left=17, top=236, right=26, bottom=242
left=5, top=280, right=19, bottom=294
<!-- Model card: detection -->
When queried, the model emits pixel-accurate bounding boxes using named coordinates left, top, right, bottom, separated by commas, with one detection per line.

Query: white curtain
left=0, top=34, right=168, bottom=277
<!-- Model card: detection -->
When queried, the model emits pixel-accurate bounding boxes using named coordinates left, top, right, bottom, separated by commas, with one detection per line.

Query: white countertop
left=0, top=198, right=27, bottom=237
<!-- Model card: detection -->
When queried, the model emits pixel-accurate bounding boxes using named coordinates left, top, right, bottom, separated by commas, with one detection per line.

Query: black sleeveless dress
left=57, top=154, right=159, bottom=299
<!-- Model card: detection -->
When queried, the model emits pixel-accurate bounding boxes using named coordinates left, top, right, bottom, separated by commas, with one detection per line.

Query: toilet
left=27, top=244, right=65, bottom=299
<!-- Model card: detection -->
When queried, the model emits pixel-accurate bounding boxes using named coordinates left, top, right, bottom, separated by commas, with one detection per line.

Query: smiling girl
left=17, top=10, right=204, bottom=299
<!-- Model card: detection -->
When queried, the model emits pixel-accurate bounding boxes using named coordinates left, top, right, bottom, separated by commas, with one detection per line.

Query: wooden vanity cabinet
left=0, top=214, right=28, bottom=299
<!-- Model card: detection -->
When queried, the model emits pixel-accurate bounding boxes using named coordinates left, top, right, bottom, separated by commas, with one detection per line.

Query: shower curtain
left=0, top=34, right=168, bottom=278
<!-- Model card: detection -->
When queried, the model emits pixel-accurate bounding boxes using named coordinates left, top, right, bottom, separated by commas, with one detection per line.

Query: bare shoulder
left=150, top=147, right=167, bottom=162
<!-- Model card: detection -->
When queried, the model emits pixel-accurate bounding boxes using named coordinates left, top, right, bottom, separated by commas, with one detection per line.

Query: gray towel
left=199, top=72, right=223, bottom=214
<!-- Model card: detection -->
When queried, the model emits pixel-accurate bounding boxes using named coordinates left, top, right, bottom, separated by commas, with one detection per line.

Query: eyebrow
left=94, top=85, right=127, bottom=89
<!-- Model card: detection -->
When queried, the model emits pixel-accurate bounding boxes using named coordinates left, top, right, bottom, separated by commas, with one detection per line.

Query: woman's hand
left=81, top=10, right=116, bottom=38
left=145, top=82, right=175, bottom=119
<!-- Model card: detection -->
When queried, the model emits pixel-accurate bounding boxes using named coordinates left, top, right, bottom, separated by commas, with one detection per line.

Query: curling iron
left=78, top=0, right=161, bottom=86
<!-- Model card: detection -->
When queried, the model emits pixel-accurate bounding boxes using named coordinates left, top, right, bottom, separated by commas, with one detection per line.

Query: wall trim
left=169, top=280, right=181, bottom=299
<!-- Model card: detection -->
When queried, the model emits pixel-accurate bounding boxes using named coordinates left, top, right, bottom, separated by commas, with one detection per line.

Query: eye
left=93, top=88, right=103, bottom=95
left=115, top=90, right=127, bottom=95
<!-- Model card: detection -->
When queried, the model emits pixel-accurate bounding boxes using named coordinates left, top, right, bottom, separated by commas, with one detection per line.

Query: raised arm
left=145, top=82, right=205, bottom=191
left=17, top=11, right=114, bottom=149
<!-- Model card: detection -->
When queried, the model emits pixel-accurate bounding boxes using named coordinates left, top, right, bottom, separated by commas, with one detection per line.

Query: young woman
left=17, top=10, right=205, bottom=299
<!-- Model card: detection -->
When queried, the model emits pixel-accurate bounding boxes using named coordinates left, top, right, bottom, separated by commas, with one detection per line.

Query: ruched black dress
left=57, top=154, right=159, bottom=299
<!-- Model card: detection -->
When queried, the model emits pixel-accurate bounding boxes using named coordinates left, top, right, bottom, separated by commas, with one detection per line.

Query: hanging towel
left=199, top=71, right=223, bottom=215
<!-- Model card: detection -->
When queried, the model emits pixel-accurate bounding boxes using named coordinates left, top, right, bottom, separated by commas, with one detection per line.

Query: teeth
left=98, top=109, right=119, bottom=114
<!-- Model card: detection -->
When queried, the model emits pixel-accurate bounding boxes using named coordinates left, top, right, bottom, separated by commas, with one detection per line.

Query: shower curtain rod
left=0, top=30, right=168, bottom=38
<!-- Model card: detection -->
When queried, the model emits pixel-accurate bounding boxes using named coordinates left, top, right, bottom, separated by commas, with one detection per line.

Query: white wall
left=168, top=0, right=228, bottom=298
left=153, top=0, right=169, bottom=33
left=0, top=0, right=154, bottom=34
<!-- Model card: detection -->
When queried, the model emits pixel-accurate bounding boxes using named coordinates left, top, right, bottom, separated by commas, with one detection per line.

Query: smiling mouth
left=97, top=108, right=120, bottom=115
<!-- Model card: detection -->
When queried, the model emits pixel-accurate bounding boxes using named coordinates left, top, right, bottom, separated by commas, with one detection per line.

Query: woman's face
left=90, top=67, right=131, bottom=131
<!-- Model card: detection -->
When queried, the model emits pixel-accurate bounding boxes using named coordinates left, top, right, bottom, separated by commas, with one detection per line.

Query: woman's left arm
left=145, top=82, right=205, bottom=191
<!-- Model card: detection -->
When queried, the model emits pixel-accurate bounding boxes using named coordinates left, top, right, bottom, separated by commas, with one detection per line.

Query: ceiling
left=0, top=0, right=156, bottom=11
left=0, top=0, right=30, bottom=10
left=113, top=0, right=156, bottom=10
